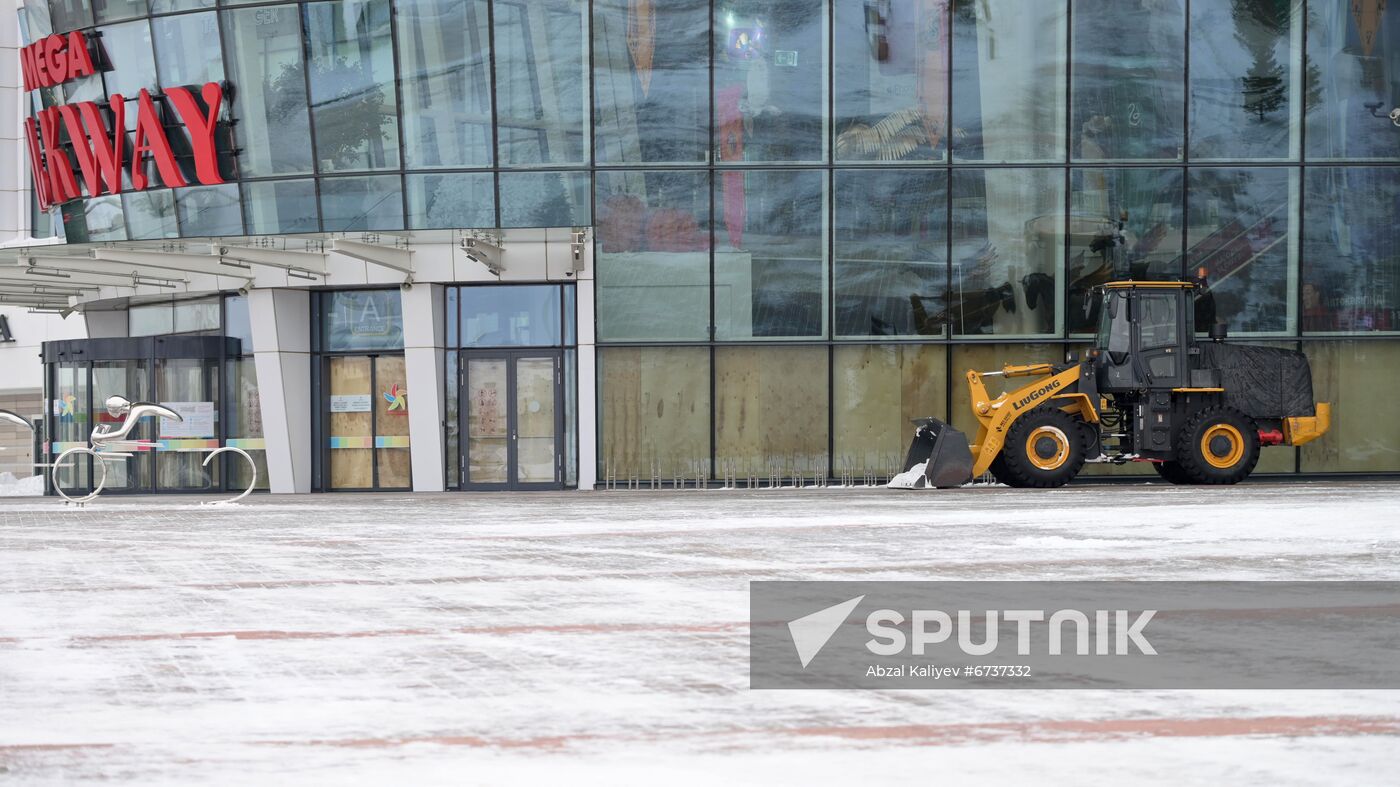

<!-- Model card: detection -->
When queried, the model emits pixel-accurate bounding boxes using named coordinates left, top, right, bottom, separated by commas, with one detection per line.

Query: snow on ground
left=1, top=481, right=1398, bottom=784
left=0, top=472, right=44, bottom=497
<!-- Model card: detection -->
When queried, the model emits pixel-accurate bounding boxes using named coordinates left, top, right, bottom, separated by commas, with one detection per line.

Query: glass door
left=461, top=350, right=562, bottom=490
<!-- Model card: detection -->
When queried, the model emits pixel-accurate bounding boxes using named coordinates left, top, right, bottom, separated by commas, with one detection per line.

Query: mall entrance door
left=459, top=350, right=563, bottom=490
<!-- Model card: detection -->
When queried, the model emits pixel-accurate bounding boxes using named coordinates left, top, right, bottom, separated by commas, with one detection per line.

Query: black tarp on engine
left=1198, top=343, right=1315, bottom=418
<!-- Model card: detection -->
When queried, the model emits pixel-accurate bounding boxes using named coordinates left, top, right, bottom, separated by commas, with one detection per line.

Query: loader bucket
left=890, top=418, right=974, bottom=489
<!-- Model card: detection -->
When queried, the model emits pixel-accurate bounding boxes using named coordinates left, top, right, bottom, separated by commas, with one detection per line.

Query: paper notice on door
left=330, top=394, right=373, bottom=413
left=159, top=401, right=216, bottom=439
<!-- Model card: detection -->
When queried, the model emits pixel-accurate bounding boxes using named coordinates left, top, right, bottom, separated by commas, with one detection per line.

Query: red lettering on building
left=20, top=31, right=96, bottom=92
left=165, top=84, right=226, bottom=186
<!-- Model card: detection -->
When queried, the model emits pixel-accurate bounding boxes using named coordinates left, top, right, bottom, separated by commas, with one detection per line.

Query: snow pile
left=886, top=461, right=927, bottom=489
left=0, top=472, right=45, bottom=497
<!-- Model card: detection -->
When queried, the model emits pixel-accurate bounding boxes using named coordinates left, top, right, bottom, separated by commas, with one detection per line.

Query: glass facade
left=19, top=0, right=1400, bottom=483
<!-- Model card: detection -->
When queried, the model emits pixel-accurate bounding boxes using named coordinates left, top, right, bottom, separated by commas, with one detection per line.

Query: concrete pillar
left=402, top=284, right=446, bottom=492
left=249, top=289, right=311, bottom=494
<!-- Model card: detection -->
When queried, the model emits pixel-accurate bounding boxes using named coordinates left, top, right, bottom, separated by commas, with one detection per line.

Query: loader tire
left=992, top=407, right=1087, bottom=488
left=1174, top=406, right=1260, bottom=485
left=1151, top=461, right=1191, bottom=485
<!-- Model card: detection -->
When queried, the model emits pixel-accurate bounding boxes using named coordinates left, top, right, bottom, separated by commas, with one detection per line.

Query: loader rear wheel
left=1151, top=460, right=1191, bottom=485
left=992, top=408, right=1087, bottom=488
left=1175, top=406, right=1260, bottom=485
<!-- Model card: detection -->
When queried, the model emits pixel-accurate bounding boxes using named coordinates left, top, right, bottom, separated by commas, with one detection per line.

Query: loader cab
left=1092, top=282, right=1193, bottom=392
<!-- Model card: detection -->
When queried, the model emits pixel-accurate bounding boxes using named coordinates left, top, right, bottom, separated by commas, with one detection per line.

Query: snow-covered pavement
left=1, top=482, right=1398, bottom=784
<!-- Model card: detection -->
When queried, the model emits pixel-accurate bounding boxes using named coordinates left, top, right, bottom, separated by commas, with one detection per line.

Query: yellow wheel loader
left=900, top=281, right=1331, bottom=488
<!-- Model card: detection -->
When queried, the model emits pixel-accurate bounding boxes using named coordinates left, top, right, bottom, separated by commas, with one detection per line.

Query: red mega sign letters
left=20, top=31, right=229, bottom=213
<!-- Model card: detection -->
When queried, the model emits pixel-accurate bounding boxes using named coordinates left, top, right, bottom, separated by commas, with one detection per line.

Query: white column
left=576, top=277, right=597, bottom=491
left=249, top=289, right=311, bottom=494
left=402, top=284, right=446, bottom=492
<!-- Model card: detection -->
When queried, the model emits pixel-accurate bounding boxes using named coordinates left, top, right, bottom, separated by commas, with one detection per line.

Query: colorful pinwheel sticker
left=59, top=394, right=76, bottom=419
left=383, top=384, right=407, bottom=413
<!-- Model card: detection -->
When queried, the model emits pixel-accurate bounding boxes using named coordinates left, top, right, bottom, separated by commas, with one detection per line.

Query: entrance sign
left=330, top=394, right=373, bottom=413
left=159, top=402, right=216, bottom=439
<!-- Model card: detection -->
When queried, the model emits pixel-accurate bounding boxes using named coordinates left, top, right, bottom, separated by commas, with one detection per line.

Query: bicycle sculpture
left=50, top=395, right=257, bottom=506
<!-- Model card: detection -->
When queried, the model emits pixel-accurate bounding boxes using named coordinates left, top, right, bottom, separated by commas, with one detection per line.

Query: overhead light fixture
left=25, top=267, right=72, bottom=279
left=286, top=269, right=322, bottom=281
left=132, top=276, right=179, bottom=289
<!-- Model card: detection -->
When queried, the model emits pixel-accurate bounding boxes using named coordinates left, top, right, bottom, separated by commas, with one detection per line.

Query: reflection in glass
left=1188, top=0, right=1301, bottom=160
left=222, top=5, right=315, bottom=177
left=153, top=13, right=225, bottom=88
left=398, top=0, right=494, bottom=168
left=150, top=0, right=212, bottom=12
left=950, top=169, right=1064, bottom=337
left=595, top=170, right=710, bottom=341
left=1302, top=167, right=1400, bottom=334
left=1069, top=168, right=1184, bottom=333
left=243, top=180, right=320, bottom=235
left=1305, top=1, right=1400, bottom=160
left=84, top=195, right=128, bottom=242
left=950, top=0, right=1067, bottom=162
left=320, top=175, right=404, bottom=231
left=406, top=173, right=495, bottom=229
left=227, top=357, right=268, bottom=491
left=129, top=302, right=173, bottom=336
left=498, top=171, right=590, bottom=228
left=176, top=184, right=245, bottom=237
left=1071, top=0, right=1185, bottom=161
left=594, top=0, right=708, bottom=164
left=445, top=351, right=459, bottom=487
left=174, top=298, right=221, bottom=333
left=600, top=347, right=712, bottom=481
left=52, top=362, right=91, bottom=492
left=156, top=358, right=219, bottom=491
left=92, top=0, right=145, bottom=24
left=1188, top=167, right=1295, bottom=335
left=714, top=0, right=828, bottom=163
left=459, top=285, right=562, bottom=347
left=835, top=0, right=948, bottom=163
left=834, top=344, right=948, bottom=480
left=322, top=290, right=404, bottom=352
left=123, top=189, right=179, bottom=240
left=714, top=169, right=826, bottom=339
left=494, top=0, right=589, bottom=166
left=224, top=295, right=253, bottom=349
left=98, top=19, right=158, bottom=104
left=47, top=0, right=93, bottom=34
left=715, top=347, right=829, bottom=477
left=91, top=361, right=151, bottom=491
left=834, top=169, right=948, bottom=338
left=514, top=357, right=557, bottom=484
left=465, top=358, right=508, bottom=484
left=305, top=0, right=401, bottom=172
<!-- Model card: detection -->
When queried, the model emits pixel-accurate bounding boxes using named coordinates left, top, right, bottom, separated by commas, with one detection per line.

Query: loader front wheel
left=1175, top=406, right=1260, bottom=485
left=993, top=408, right=1087, bottom=488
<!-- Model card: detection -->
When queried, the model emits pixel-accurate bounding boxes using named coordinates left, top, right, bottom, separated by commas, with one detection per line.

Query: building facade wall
left=8, top=0, right=1400, bottom=488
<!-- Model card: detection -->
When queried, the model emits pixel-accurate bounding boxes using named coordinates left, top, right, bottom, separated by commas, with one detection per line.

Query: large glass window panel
left=595, top=170, right=710, bottom=341
left=320, top=175, right=404, bottom=231
left=155, top=358, right=219, bottom=491
left=322, top=290, right=404, bottom=352
left=243, top=179, right=320, bottom=235
left=92, top=0, right=145, bottom=24
left=1071, top=0, right=1185, bottom=161
left=406, top=173, right=495, bottom=229
left=129, top=302, right=173, bottom=336
left=1302, top=167, right=1400, bottom=334
left=714, top=169, right=826, bottom=339
left=99, top=20, right=158, bottom=105
left=1301, top=340, right=1400, bottom=471
left=153, top=13, right=225, bottom=88
left=222, top=5, right=316, bottom=178
left=950, top=168, right=1064, bottom=337
left=305, top=0, right=401, bottom=172
left=150, top=0, right=212, bottom=12
left=397, top=0, right=493, bottom=169
left=599, top=347, right=711, bottom=481
left=52, top=362, right=90, bottom=493
left=82, top=196, right=128, bottom=242
left=835, top=0, right=949, bottom=163
left=1069, top=168, right=1184, bottom=334
left=715, top=346, right=829, bottom=480
left=459, top=285, right=562, bottom=347
left=174, top=298, right=221, bottom=333
left=1189, top=0, right=1302, bottom=160
left=1304, top=1, right=1400, bottom=160
left=226, top=357, right=268, bottom=491
left=1188, top=167, right=1297, bottom=336
left=834, top=169, right=948, bottom=338
left=176, top=184, right=245, bottom=237
left=498, top=171, right=590, bottom=228
left=494, top=0, right=589, bottom=166
left=224, top=295, right=253, bottom=349
left=91, top=361, right=151, bottom=492
left=593, top=0, right=708, bottom=164
left=22, top=1, right=55, bottom=42
left=950, top=0, right=1067, bottom=163
left=123, top=190, right=179, bottom=240
left=47, top=0, right=92, bottom=34
left=834, top=344, right=947, bottom=482
left=445, top=351, right=459, bottom=487
left=714, top=0, right=828, bottom=164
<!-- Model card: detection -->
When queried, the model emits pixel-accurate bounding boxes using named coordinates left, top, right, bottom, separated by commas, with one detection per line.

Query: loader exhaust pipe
left=889, top=417, right=974, bottom=489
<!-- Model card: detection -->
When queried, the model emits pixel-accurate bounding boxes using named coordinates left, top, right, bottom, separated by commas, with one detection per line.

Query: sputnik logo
left=383, top=384, right=407, bottom=412
left=787, top=595, right=864, bottom=668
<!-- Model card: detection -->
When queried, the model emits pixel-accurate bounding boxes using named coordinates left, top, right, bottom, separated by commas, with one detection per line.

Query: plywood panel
left=715, top=347, right=828, bottom=477
left=329, top=356, right=373, bottom=489
left=600, top=347, right=709, bottom=479
left=374, top=356, right=412, bottom=488
left=1302, top=341, right=1400, bottom=472
left=834, top=345, right=947, bottom=477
